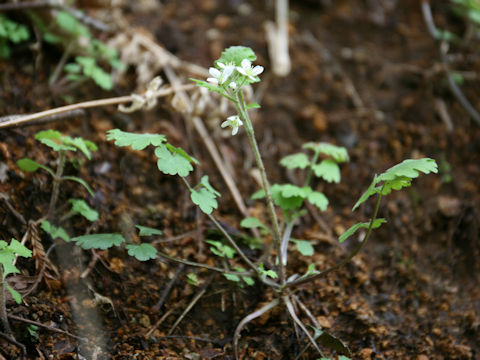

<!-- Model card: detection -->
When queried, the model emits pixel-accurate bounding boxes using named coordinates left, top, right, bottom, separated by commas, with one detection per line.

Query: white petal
left=229, top=82, right=237, bottom=89
left=237, top=119, right=243, bottom=126
left=236, top=67, right=247, bottom=76
left=207, top=77, right=219, bottom=85
left=209, top=67, right=221, bottom=77
left=217, top=62, right=226, bottom=69
left=241, top=59, right=251, bottom=69
left=231, top=127, right=239, bottom=135
left=221, top=120, right=229, bottom=128
left=223, top=66, right=234, bottom=79
left=252, top=65, right=264, bottom=75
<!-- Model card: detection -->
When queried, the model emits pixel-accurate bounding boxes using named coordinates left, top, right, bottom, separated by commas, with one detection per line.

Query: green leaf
left=190, top=78, right=226, bottom=96
left=251, top=189, right=265, bottom=200
left=41, top=220, right=70, bottom=242
left=246, top=102, right=261, bottom=109
left=56, top=11, right=89, bottom=37
left=17, top=158, right=42, bottom=172
left=8, top=239, right=32, bottom=258
left=217, top=46, right=256, bottom=67
left=126, top=243, right=157, bottom=261
left=280, top=153, right=310, bottom=170
left=35, top=129, right=62, bottom=141
left=64, top=137, right=98, bottom=160
left=90, top=66, right=113, bottom=90
left=69, top=199, right=99, bottom=221
left=258, top=263, right=278, bottom=279
left=339, top=218, right=386, bottom=243
left=240, top=217, right=270, bottom=234
left=352, top=175, right=379, bottom=211
left=280, top=184, right=311, bottom=198
left=190, top=188, right=217, bottom=214
left=62, top=176, right=95, bottom=197
left=206, top=240, right=236, bottom=259
left=155, top=146, right=194, bottom=177
left=38, top=138, right=76, bottom=152
left=270, top=184, right=306, bottom=210
left=223, top=273, right=240, bottom=282
left=198, top=175, right=220, bottom=196
left=106, top=129, right=166, bottom=150
left=186, top=273, right=199, bottom=286
left=291, top=239, right=314, bottom=256
left=380, top=176, right=412, bottom=195
left=165, top=144, right=199, bottom=165
left=377, top=158, right=438, bottom=183
left=6, top=284, right=22, bottom=304
left=307, top=191, right=329, bottom=212
left=136, top=225, right=163, bottom=236
left=303, top=142, right=349, bottom=163
left=72, top=233, right=125, bottom=250
left=312, top=159, right=341, bottom=183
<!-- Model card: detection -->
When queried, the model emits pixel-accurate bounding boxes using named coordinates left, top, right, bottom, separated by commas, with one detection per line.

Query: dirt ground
left=0, top=0, right=479, bottom=359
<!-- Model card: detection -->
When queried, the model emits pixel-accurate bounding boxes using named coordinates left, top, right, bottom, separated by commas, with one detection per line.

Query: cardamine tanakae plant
left=94, top=46, right=435, bottom=358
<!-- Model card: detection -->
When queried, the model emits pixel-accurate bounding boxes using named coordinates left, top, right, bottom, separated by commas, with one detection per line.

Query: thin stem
left=47, top=150, right=66, bottom=219
left=157, top=250, right=252, bottom=277
left=236, top=89, right=284, bottom=283
left=233, top=298, right=280, bottom=360
left=303, top=150, right=320, bottom=187
left=280, top=218, right=296, bottom=267
left=286, top=190, right=384, bottom=289
left=0, top=267, right=13, bottom=337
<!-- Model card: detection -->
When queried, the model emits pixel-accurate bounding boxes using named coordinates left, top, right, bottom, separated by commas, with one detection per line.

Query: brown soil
left=0, top=0, right=479, bottom=359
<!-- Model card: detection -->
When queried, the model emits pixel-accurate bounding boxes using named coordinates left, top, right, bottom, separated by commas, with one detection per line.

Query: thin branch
left=284, top=295, right=324, bottom=357
left=152, top=263, right=185, bottom=312
left=286, top=190, right=383, bottom=289
left=0, top=85, right=195, bottom=129
left=233, top=298, right=280, bottom=360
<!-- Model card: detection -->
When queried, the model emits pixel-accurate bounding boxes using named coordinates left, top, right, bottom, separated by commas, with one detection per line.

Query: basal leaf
left=72, top=233, right=125, bottom=250
left=339, top=218, right=386, bottom=243
left=38, top=138, right=76, bottom=152
left=303, top=142, right=349, bottom=163
left=280, top=184, right=311, bottom=198
left=307, top=191, right=329, bottom=212
left=17, top=158, right=42, bottom=172
left=190, top=188, right=218, bottom=214
left=69, top=199, right=99, bottom=221
left=35, top=130, right=62, bottom=141
left=377, top=158, right=438, bottom=182
left=106, top=129, right=166, bottom=150
left=269, top=184, right=305, bottom=210
left=126, top=243, right=157, bottom=261
left=291, top=239, right=314, bottom=256
left=41, top=220, right=70, bottom=242
left=155, top=146, right=194, bottom=177
left=136, top=225, right=163, bottom=236
left=217, top=46, right=256, bottom=67
left=312, top=159, right=341, bottom=183
left=280, top=153, right=310, bottom=170
left=240, top=217, right=270, bottom=234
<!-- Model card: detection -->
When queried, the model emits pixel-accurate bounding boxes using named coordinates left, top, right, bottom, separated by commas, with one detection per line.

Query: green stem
left=235, top=89, right=284, bottom=284
left=303, top=150, right=320, bottom=187
left=47, top=150, right=66, bottom=219
left=285, top=188, right=384, bottom=289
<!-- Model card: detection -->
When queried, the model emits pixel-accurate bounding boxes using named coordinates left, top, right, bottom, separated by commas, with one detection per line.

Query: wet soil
left=0, top=0, right=479, bottom=359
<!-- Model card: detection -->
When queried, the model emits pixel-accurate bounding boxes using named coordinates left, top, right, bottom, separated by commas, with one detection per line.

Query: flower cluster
left=207, top=58, right=264, bottom=136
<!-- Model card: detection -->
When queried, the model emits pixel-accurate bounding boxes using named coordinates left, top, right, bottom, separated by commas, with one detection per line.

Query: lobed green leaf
left=306, top=191, right=329, bottom=212
left=217, top=46, right=256, bottom=67
left=339, top=218, right=386, bottom=243
left=190, top=188, right=218, bottom=214
left=280, top=153, right=310, bottom=170
left=72, top=233, right=125, bottom=250
left=312, top=159, right=341, bottom=183
left=41, top=220, right=71, bottom=242
left=377, top=158, right=438, bottom=182
left=291, top=239, right=314, bottom=256
left=303, top=142, right=349, bottom=163
left=155, top=146, right=194, bottom=177
left=136, top=225, right=163, bottom=236
left=69, top=199, right=99, bottom=222
left=126, top=243, right=157, bottom=261
left=106, top=129, right=166, bottom=150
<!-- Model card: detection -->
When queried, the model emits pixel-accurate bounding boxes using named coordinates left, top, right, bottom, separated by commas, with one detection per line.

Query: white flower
left=236, top=59, right=264, bottom=81
left=221, top=115, right=243, bottom=136
left=207, top=62, right=235, bottom=85
left=229, top=81, right=237, bottom=90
